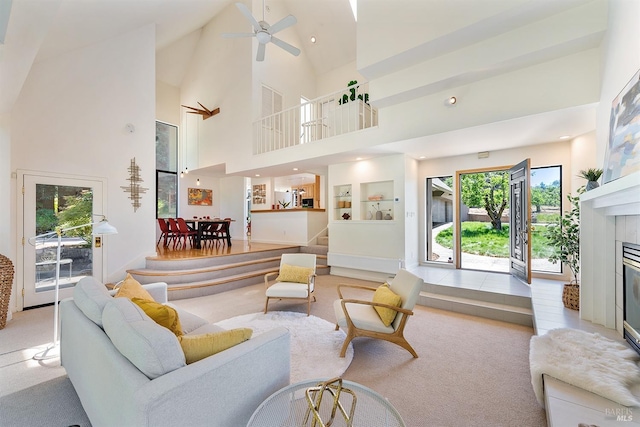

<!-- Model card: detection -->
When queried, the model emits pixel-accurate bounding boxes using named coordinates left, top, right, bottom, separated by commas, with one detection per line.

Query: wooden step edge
left=167, top=265, right=331, bottom=292
left=131, top=254, right=328, bottom=277
left=419, top=291, right=533, bottom=315
left=168, top=269, right=276, bottom=291
left=128, top=256, right=284, bottom=276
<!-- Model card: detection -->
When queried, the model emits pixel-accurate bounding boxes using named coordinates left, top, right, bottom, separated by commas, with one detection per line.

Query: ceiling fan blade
left=268, top=15, right=297, bottom=35
left=221, top=32, right=256, bottom=38
left=271, top=36, right=300, bottom=57
left=256, top=43, right=266, bottom=62
left=235, top=2, right=262, bottom=33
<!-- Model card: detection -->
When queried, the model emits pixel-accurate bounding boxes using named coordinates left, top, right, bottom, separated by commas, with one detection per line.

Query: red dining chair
left=156, top=218, right=175, bottom=247
left=176, top=218, right=198, bottom=248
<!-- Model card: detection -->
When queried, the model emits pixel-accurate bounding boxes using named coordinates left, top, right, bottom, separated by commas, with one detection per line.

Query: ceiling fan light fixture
left=223, top=2, right=300, bottom=62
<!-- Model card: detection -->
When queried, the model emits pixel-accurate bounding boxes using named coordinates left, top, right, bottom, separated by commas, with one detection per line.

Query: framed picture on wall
left=603, top=69, right=640, bottom=184
left=188, top=188, right=212, bottom=206
left=252, top=184, right=266, bottom=204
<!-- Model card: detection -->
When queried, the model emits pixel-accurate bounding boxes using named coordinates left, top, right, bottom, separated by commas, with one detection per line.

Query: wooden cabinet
left=293, top=184, right=315, bottom=207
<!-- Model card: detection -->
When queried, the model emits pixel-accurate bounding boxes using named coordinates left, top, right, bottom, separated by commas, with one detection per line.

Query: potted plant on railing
left=578, top=168, right=603, bottom=191
left=338, top=80, right=369, bottom=105
left=544, top=190, right=582, bottom=310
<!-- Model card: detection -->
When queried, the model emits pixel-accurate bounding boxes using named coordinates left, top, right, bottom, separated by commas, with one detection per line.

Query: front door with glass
left=22, top=173, right=105, bottom=308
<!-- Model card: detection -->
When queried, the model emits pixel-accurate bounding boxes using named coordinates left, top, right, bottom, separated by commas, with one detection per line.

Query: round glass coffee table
left=247, top=378, right=406, bottom=427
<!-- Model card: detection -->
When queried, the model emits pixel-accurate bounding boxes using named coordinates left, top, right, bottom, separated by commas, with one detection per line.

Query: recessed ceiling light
left=310, top=36, right=317, bottom=44
left=356, top=157, right=363, bottom=161
left=559, top=135, right=571, bottom=140
left=293, top=168, right=299, bottom=171
left=255, top=174, right=260, bottom=177
left=419, top=156, right=426, bottom=159
left=448, top=96, right=457, bottom=105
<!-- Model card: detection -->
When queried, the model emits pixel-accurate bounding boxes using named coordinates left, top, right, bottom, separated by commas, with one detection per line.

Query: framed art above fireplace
left=603, top=69, right=640, bottom=184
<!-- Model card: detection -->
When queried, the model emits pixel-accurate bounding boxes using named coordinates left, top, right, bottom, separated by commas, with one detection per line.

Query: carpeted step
left=300, top=245, right=328, bottom=255
left=418, top=288, right=533, bottom=327
left=166, top=264, right=331, bottom=300
left=317, top=236, right=329, bottom=246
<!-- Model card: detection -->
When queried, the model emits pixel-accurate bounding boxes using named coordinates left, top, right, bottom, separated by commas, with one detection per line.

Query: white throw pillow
left=102, top=298, right=186, bottom=379
left=73, top=277, right=112, bottom=328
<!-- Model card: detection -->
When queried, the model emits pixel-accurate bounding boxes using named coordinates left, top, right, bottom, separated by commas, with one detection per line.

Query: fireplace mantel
left=580, top=171, right=640, bottom=332
left=580, top=171, right=640, bottom=216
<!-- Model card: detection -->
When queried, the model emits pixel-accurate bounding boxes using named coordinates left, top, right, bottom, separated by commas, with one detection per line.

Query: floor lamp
left=30, top=216, right=117, bottom=360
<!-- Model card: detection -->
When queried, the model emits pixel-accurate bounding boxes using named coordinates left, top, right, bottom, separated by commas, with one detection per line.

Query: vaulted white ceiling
left=1, top=0, right=604, bottom=174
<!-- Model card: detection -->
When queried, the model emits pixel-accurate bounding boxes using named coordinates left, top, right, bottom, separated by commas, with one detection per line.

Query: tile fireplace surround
left=580, top=171, right=640, bottom=334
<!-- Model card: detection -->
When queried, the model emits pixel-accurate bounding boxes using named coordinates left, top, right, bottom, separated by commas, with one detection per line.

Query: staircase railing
left=253, top=82, right=378, bottom=154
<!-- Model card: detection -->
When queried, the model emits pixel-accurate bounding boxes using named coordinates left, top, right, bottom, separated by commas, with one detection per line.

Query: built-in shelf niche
left=361, top=180, right=394, bottom=220
left=334, top=184, right=352, bottom=220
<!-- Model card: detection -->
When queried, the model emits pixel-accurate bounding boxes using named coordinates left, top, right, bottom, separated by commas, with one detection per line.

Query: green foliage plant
left=578, top=168, right=603, bottom=182
left=460, top=171, right=509, bottom=230
left=544, top=191, right=582, bottom=284
left=278, top=200, right=291, bottom=209
left=338, top=80, right=369, bottom=105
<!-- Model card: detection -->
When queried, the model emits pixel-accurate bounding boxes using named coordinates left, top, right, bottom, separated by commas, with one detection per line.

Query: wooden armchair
left=264, top=253, right=317, bottom=315
left=333, top=269, right=424, bottom=358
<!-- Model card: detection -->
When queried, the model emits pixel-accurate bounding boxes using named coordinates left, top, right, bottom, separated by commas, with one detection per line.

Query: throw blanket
left=530, top=328, right=640, bottom=408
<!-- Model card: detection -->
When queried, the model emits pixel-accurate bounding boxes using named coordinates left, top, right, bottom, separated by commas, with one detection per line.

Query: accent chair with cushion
left=264, top=253, right=317, bottom=315
left=333, top=269, right=424, bottom=358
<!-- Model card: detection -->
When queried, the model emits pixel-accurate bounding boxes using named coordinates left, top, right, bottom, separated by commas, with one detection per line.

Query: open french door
left=509, top=159, right=532, bottom=284
left=20, top=172, right=106, bottom=308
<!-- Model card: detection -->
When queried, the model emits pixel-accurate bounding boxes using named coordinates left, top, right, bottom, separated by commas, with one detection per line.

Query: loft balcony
left=253, top=82, right=378, bottom=155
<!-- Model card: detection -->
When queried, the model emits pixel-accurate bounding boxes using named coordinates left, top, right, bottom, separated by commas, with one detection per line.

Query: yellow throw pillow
left=115, top=274, right=155, bottom=301
left=179, top=328, right=253, bottom=364
left=131, top=297, right=183, bottom=337
left=276, top=264, right=314, bottom=284
left=372, top=284, right=402, bottom=327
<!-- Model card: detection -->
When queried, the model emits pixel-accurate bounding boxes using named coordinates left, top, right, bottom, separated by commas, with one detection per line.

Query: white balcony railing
left=253, top=82, right=378, bottom=154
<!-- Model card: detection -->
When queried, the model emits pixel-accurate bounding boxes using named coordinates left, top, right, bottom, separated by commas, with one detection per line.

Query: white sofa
left=60, top=277, right=290, bottom=427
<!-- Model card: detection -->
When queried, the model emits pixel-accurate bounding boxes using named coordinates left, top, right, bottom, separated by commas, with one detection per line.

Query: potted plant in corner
left=544, top=190, right=582, bottom=310
left=578, top=168, right=603, bottom=191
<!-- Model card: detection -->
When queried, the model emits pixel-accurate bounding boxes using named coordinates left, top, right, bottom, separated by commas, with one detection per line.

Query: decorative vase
left=562, top=284, right=580, bottom=310
left=384, top=213, right=392, bottom=220
left=585, top=181, right=599, bottom=191
left=375, top=210, right=382, bottom=220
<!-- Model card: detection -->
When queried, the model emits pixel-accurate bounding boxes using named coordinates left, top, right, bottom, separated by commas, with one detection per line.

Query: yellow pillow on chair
left=276, top=264, right=314, bottom=284
left=372, top=284, right=402, bottom=327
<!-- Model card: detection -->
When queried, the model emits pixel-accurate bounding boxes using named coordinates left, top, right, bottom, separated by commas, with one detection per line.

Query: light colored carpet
left=530, top=328, right=640, bottom=407
left=215, top=311, right=353, bottom=383
left=0, top=274, right=546, bottom=426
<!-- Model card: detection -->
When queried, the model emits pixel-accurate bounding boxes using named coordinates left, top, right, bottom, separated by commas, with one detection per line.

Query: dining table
left=185, top=219, right=232, bottom=248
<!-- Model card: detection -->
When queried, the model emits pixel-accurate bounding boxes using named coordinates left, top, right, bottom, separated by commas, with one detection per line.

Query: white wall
left=10, top=25, right=157, bottom=308
left=328, top=154, right=407, bottom=277
left=156, top=81, right=181, bottom=125
left=179, top=174, right=221, bottom=219
left=316, top=60, right=366, bottom=96
left=596, top=0, right=640, bottom=166
left=0, top=114, right=12, bottom=321
left=179, top=1, right=253, bottom=172
left=582, top=0, right=640, bottom=329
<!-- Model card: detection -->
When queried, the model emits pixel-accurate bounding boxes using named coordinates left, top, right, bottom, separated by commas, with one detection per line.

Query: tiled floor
left=411, top=265, right=623, bottom=341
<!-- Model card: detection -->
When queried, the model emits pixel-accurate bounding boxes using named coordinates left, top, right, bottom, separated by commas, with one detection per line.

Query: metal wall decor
left=121, top=157, right=149, bottom=212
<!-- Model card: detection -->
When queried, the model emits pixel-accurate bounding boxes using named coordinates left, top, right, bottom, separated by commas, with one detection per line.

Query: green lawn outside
left=435, top=221, right=556, bottom=259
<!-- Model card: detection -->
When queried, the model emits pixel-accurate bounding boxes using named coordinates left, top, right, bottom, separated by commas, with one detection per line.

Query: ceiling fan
left=222, top=2, right=300, bottom=62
